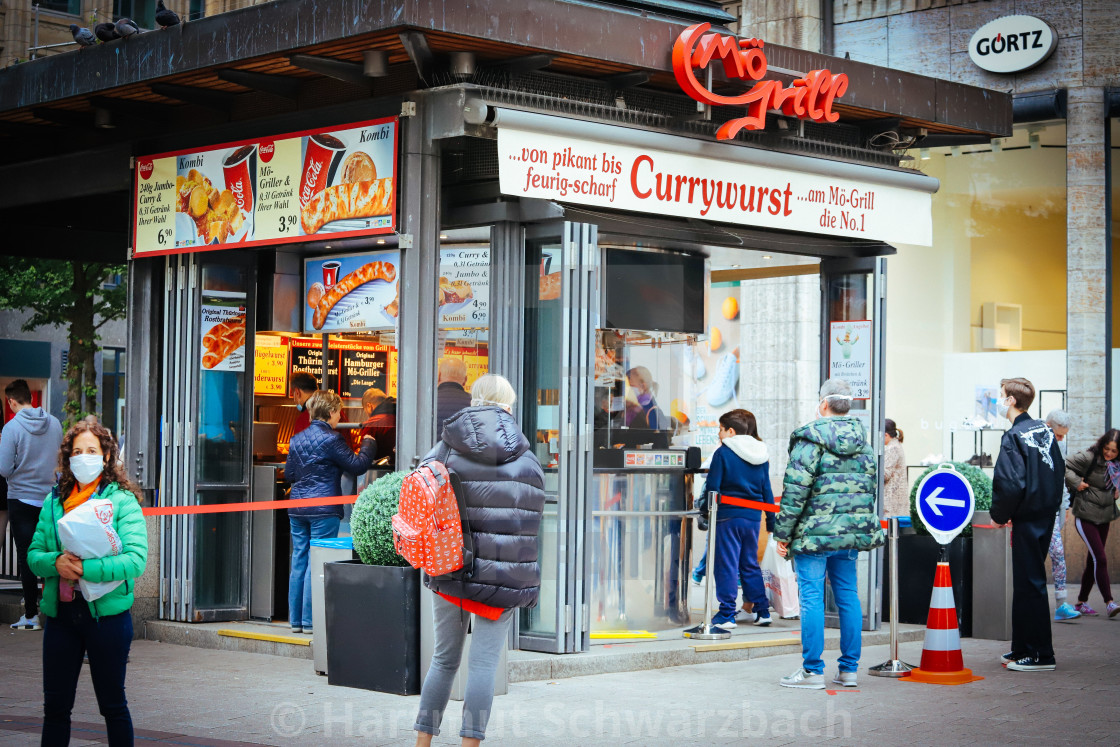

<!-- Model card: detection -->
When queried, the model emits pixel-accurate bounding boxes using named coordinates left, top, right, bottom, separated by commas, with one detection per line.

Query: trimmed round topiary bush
left=351, top=470, right=410, bottom=566
left=908, top=461, right=992, bottom=538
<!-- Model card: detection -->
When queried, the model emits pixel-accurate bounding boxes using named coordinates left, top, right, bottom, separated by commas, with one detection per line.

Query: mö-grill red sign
left=672, top=23, right=849, bottom=140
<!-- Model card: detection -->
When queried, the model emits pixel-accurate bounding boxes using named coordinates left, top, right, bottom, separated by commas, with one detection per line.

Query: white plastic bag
left=761, top=536, right=800, bottom=619
left=56, top=498, right=125, bottom=601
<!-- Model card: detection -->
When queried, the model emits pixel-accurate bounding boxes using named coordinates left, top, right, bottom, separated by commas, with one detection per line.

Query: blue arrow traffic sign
left=914, top=466, right=976, bottom=545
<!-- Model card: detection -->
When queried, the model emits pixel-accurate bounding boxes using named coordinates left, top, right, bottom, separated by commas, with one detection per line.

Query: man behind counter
left=290, top=372, right=318, bottom=437
left=358, top=387, right=396, bottom=469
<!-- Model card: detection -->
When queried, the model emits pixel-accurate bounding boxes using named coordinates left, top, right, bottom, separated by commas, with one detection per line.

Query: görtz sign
left=968, top=15, right=1057, bottom=74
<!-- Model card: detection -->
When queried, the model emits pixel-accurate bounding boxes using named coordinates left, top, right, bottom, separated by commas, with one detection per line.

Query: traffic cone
left=904, top=562, right=983, bottom=685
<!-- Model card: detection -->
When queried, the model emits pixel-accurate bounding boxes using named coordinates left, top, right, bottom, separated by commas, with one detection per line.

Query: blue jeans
left=42, top=601, right=133, bottom=746
left=794, top=549, right=861, bottom=674
left=288, top=515, right=341, bottom=629
left=693, top=545, right=707, bottom=578
left=712, top=517, right=767, bottom=623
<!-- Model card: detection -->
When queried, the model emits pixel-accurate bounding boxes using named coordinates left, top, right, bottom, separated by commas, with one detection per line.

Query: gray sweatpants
left=414, top=592, right=514, bottom=741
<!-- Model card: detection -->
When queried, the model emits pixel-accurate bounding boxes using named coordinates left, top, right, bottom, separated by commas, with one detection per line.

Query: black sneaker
left=999, top=650, right=1023, bottom=665
left=1006, top=655, right=1056, bottom=672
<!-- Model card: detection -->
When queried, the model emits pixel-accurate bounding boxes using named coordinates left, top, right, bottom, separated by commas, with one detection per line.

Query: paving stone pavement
left=1, top=586, right=1117, bottom=746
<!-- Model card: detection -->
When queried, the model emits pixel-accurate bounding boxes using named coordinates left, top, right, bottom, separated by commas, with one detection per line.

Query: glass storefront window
left=1110, top=118, right=1120, bottom=423
left=521, top=240, right=562, bottom=638
left=193, top=491, right=246, bottom=608
left=436, top=229, right=491, bottom=442
left=890, top=122, right=1068, bottom=470
left=197, top=264, right=249, bottom=484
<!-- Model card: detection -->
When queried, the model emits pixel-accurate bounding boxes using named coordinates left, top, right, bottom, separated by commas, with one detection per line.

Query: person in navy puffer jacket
left=284, top=390, right=375, bottom=633
left=414, top=374, right=545, bottom=746
left=701, top=409, right=775, bottom=630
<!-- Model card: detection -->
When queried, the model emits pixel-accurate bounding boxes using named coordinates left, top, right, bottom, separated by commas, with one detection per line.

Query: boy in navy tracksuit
left=702, top=409, right=775, bottom=629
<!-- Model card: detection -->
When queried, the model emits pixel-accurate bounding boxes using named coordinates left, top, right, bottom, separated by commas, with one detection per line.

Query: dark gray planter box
left=885, top=533, right=973, bottom=638
left=324, top=560, right=421, bottom=694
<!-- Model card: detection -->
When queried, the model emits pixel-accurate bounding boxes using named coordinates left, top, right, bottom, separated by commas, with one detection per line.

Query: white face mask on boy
left=996, top=396, right=1012, bottom=419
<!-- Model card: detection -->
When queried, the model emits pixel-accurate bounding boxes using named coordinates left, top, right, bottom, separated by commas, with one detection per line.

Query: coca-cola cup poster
left=132, top=116, right=398, bottom=257
left=303, top=251, right=400, bottom=333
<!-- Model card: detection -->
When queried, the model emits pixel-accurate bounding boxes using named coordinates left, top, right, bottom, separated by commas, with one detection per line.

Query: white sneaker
left=780, top=668, right=825, bottom=689
left=713, top=620, right=737, bottom=631
left=832, top=671, right=858, bottom=687
left=752, top=611, right=772, bottom=627
left=706, top=353, right=739, bottom=406
left=10, top=615, right=42, bottom=631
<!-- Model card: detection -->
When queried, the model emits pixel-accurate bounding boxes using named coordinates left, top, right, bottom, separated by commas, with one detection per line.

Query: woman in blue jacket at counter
left=702, top=409, right=775, bottom=630
left=284, top=390, right=375, bottom=634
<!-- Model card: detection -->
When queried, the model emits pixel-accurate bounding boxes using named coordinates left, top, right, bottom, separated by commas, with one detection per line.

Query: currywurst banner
left=497, top=125, right=932, bottom=246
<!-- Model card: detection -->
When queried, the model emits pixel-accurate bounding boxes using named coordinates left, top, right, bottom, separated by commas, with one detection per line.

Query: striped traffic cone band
left=904, top=562, right=983, bottom=686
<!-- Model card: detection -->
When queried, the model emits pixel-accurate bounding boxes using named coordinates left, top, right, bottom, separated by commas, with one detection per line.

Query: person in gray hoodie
left=699, top=409, right=775, bottom=630
left=0, top=379, right=63, bottom=630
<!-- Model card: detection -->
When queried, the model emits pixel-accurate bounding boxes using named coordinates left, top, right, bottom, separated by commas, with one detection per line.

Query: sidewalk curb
left=145, top=620, right=314, bottom=660
left=507, top=628, right=925, bottom=683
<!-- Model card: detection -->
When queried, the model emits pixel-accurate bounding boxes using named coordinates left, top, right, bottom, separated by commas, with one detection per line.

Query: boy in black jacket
left=990, top=377, right=1065, bottom=671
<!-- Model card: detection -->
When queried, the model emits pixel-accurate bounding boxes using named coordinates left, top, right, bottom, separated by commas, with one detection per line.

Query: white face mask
left=70, top=454, right=105, bottom=486
left=996, top=396, right=1011, bottom=419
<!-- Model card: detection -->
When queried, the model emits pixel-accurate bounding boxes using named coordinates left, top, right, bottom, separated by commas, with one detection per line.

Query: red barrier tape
left=720, top=495, right=779, bottom=513
left=142, top=495, right=357, bottom=516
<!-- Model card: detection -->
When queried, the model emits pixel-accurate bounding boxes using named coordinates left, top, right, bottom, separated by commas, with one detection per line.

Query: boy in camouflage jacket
left=773, top=378, right=884, bottom=690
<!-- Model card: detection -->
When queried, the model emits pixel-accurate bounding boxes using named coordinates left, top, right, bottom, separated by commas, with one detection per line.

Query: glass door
left=820, top=256, right=885, bottom=631
left=160, top=252, right=255, bottom=622
left=519, top=222, right=598, bottom=653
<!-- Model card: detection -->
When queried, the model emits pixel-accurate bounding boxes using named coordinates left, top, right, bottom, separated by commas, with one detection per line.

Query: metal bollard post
left=683, top=491, right=731, bottom=640
left=869, top=516, right=914, bottom=677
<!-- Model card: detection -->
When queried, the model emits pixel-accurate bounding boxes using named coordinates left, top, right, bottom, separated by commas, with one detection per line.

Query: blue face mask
left=295, top=403, right=304, bottom=412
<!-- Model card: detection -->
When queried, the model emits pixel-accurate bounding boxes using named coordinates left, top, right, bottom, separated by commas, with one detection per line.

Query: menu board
left=199, top=294, right=247, bottom=372
left=337, top=344, right=391, bottom=399
left=289, top=338, right=340, bottom=390
left=254, top=342, right=288, bottom=395
left=829, top=320, right=873, bottom=399
left=439, top=248, right=490, bottom=328
left=287, top=337, right=397, bottom=401
left=133, top=117, right=398, bottom=257
left=304, top=251, right=400, bottom=333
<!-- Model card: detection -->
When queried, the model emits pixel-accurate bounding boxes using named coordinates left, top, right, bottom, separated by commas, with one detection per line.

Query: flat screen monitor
left=603, top=249, right=706, bottom=334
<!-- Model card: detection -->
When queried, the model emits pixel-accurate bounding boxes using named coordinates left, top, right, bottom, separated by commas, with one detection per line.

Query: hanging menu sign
left=439, top=248, right=490, bottom=329
left=828, top=320, right=873, bottom=399
left=254, top=343, right=288, bottom=395
left=132, top=117, right=398, bottom=258
left=336, top=341, right=392, bottom=400
left=287, top=337, right=396, bottom=401
left=289, top=338, right=340, bottom=391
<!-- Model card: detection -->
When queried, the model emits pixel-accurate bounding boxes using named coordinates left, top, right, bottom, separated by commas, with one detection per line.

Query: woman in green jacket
left=1064, top=429, right=1120, bottom=618
left=28, top=420, right=148, bottom=746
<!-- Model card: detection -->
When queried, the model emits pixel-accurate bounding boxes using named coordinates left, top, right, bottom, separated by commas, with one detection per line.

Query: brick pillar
left=1065, top=87, right=1108, bottom=451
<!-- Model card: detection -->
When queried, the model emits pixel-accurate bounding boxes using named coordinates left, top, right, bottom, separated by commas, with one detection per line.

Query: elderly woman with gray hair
left=414, top=374, right=545, bottom=747
left=1044, top=409, right=1080, bottom=621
